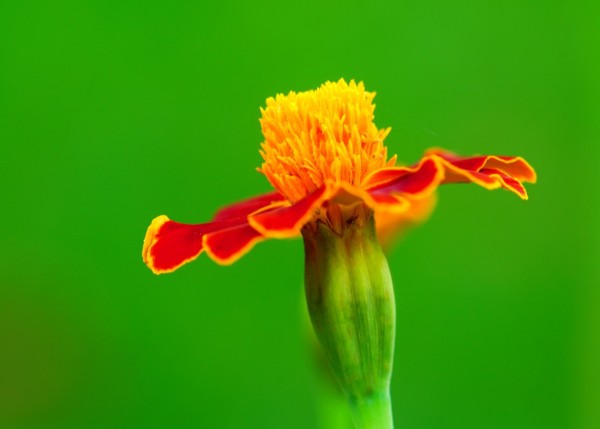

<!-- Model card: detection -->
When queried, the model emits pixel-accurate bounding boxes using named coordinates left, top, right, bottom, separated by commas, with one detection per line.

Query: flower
left=142, top=79, right=537, bottom=428
left=142, top=79, right=536, bottom=274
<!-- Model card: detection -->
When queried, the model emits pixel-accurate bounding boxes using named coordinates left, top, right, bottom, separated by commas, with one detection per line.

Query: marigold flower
left=142, top=79, right=536, bottom=274
left=142, top=79, right=536, bottom=428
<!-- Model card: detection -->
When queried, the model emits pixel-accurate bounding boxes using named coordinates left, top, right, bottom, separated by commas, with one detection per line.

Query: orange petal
left=248, top=185, right=331, bottom=238
left=213, top=191, right=287, bottom=221
left=142, top=215, right=247, bottom=274
left=362, top=166, right=420, bottom=189
left=375, top=193, right=438, bottom=250
left=203, top=223, right=265, bottom=265
left=329, top=181, right=377, bottom=208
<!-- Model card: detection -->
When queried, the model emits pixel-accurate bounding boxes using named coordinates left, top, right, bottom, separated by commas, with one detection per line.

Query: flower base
left=303, top=210, right=395, bottom=429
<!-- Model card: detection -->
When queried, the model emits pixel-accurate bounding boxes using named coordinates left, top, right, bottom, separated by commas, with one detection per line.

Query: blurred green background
left=1, top=1, right=598, bottom=428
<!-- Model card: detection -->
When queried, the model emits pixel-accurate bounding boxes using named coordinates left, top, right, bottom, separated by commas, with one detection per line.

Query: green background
left=1, top=1, right=598, bottom=428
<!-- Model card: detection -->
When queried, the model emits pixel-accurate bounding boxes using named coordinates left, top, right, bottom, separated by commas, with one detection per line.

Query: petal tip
left=142, top=215, right=170, bottom=270
left=141, top=215, right=209, bottom=274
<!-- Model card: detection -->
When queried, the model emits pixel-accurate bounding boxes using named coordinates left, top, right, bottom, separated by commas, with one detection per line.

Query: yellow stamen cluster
left=258, top=79, right=396, bottom=203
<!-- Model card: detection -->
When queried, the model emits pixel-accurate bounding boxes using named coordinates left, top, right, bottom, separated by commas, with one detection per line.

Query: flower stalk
left=303, top=209, right=395, bottom=429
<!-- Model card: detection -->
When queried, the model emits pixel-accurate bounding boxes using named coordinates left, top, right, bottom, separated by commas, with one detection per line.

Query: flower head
left=259, top=79, right=395, bottom=203
left=142, top=79, right=536, bottom=274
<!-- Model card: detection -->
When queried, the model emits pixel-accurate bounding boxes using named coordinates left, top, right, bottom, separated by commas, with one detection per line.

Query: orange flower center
left=258, top=79, right=397, bottom=203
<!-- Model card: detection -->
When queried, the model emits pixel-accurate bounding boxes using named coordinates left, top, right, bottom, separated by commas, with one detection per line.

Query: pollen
left=258, top=79, right=397, bottom=203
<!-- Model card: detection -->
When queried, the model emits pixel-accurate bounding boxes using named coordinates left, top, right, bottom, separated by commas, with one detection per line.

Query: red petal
left=142, top=215, right=246, bottom=274
left=365, top=158, right=443, bottom=212
left=429, top=149, right=537, bottom=181
left=428, top=149, right=536, bottom=199
left=248, top=185, right=330, bottom=237
left=213, top=191, right=287, bottom=221
left=480, top=168, right=527, bottom=197
left=203, top=223, right=265, bottom=265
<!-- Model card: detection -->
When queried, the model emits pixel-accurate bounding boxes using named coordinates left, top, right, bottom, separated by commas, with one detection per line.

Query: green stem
left=349, top=392, right=394, bottom=429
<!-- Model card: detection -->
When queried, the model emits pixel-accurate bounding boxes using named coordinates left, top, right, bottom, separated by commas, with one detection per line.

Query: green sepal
left=303, top=213, right=395, bottom=428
